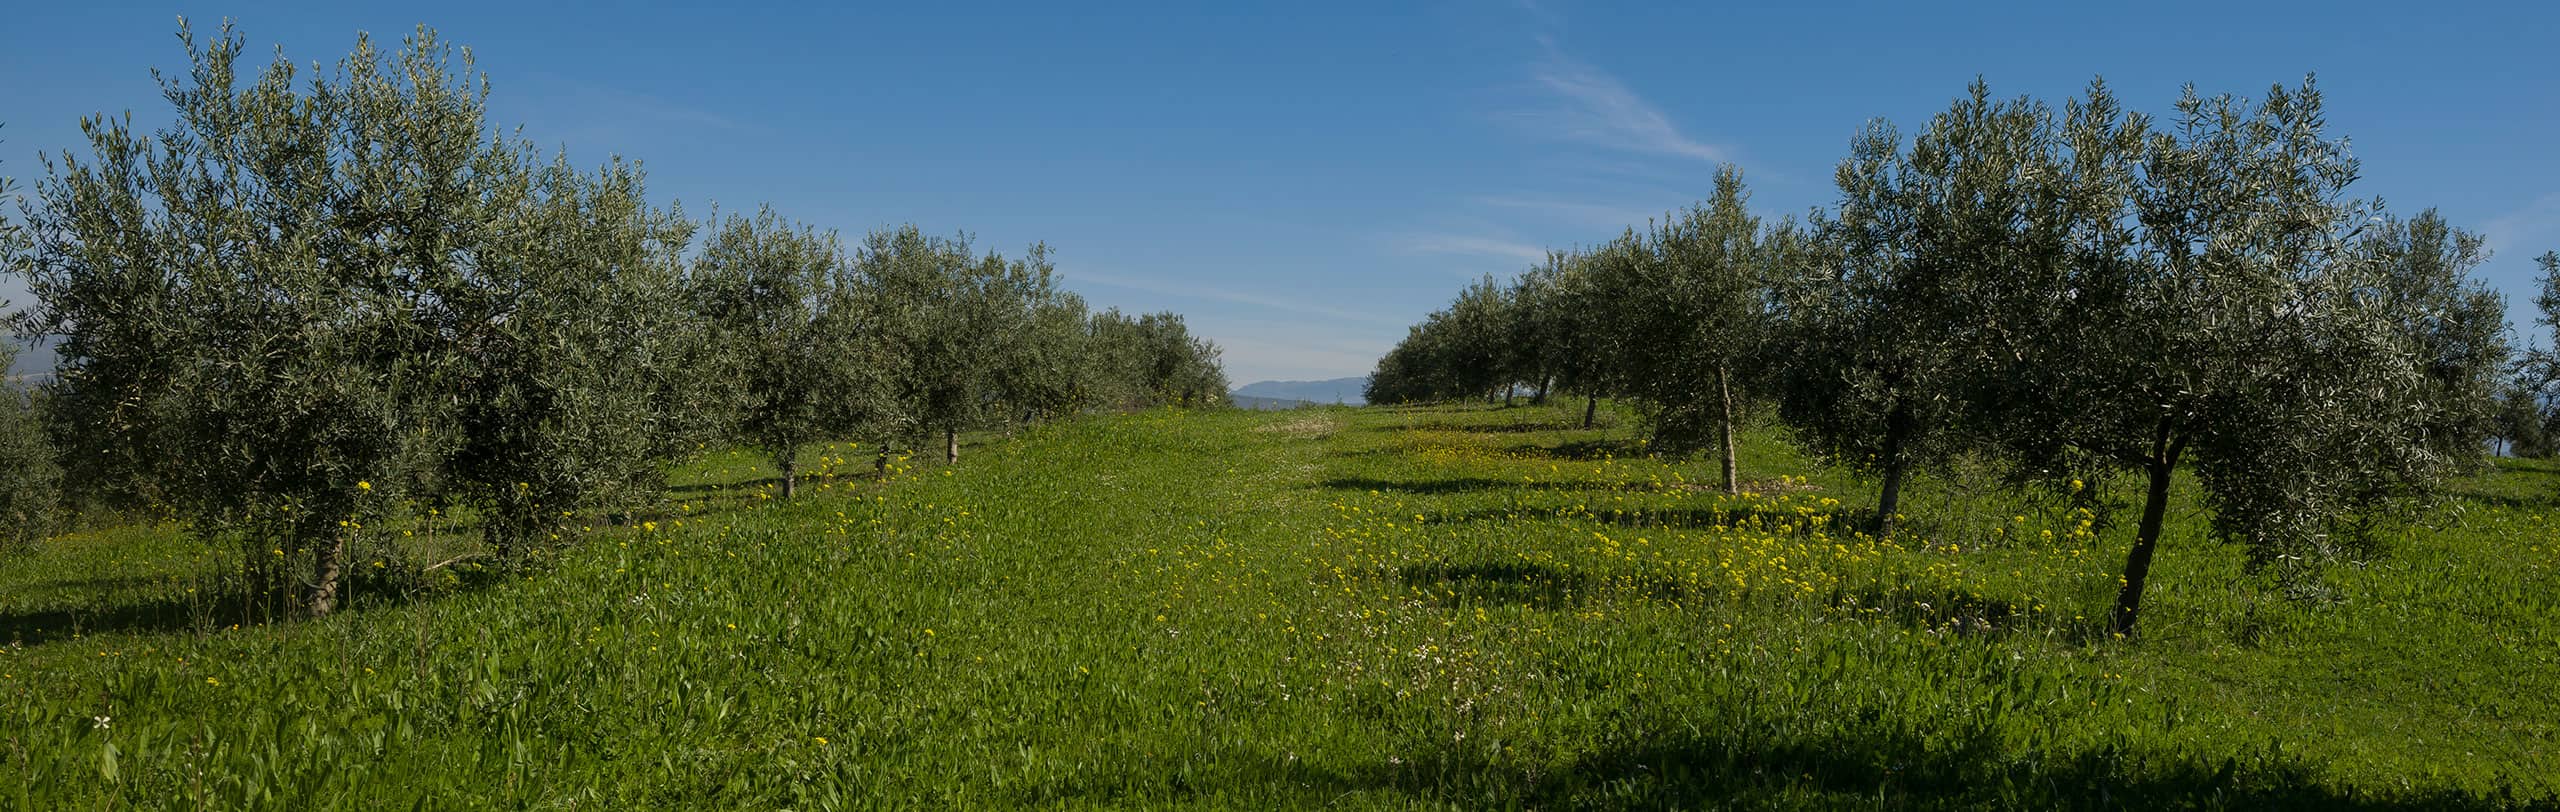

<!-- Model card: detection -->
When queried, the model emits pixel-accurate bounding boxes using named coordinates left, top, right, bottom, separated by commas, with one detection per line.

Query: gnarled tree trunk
left=2111, top=425, right=2188, bottom=638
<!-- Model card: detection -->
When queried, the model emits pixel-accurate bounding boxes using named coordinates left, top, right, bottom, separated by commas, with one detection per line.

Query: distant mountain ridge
left=1232, top=377, right=1366, bottom=406
left=1231, top=394, right=1314, bottom=411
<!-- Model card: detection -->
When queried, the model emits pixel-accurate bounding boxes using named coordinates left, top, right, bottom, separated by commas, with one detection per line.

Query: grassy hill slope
left=3, top=404, right=2554, bottom=808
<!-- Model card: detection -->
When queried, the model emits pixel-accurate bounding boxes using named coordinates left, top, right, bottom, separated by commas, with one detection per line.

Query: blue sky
left=5, top=1, right=2556, bottom=383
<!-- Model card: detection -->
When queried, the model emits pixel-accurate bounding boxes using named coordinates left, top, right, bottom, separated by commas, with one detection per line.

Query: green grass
left=3, top=403, right=2555, bottom=808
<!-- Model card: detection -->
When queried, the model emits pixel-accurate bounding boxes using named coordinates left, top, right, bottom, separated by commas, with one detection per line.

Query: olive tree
left=1365, top=279, right=1519, bottom=406
left=1089, top=310, right=1226, bottom=408
left=1003, top=287, right=1096, bottom=423
left=1773, top=83, right=2059, bottom=534
left=2527, top=252, right=2560, bottom=423
left=1505, top=263, right=1561, bottom=404
left=1363, top=322, right=1445, bottom=405
left=1084, top=309, right=1154, bottom=409
left=2493, top=377, right=2551, bottom=458
left=1138, top=312, right=1229, bottom=407
left=2539, top=252, right=2560, bottom=349
left=13, top=23, right=475, bottom=615
left=2511, top=252, right=2560, bottom=459
left=0, top=343, right=58, bottom=552
left=2342, top=210, right=2509, bottom=487
left=444, top=156, right=702, bottom=550
left=1443, top=275, right=1517, bottom=403
left=1, top=138, right=61, bottom=550
left=1989, top=78, right=2509, bottom=636
left=1544, top=245, right=1638, bottom=428
left=15, top=22, right=715, bottom=610
left=1605, top=166, right=1768, bottom=493
left=693, top=206, right=889, bottom=498
left=861, top=226, right=1049, bottom=463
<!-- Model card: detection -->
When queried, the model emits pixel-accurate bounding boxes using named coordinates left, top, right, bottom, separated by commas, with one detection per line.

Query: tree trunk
left=2112, top=431, right=2185, bottom=638
left=1874, top=459, right=1906, bottom=536
left=945, top=426, right=959, bottom=464
left=1532, top=376, right=1551, bottom=405
left=1871, top=403, right=1913, bottom=536
left=1717, top=365, right=1739, bottom=496
left=1582, top=393, right=1599, bottom=429
left=779, top=448, right=798, bottom=499
left=309, top=530, right=346, bottom=617
left=1504, top=383, right=1516, bottom=408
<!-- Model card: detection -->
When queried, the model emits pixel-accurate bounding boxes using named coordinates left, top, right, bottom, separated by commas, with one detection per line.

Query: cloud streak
left=1467, top=194, right=1665, bottom=230
left=1063, top=268, right=1406, bottom=328
left=1515, top=38, right=1727, bottom=163
left=2483, top=192, right=2560, bottom=258
left=1397, top=234, right=1552, bottom=266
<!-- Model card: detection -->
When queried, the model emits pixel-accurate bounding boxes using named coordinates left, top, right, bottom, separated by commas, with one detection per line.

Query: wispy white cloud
left=1467, top=194, right=1665, bottom=230
left=1511, top=0, right=1564, bottom=28
left=1512, top=37, right=1727, bottom=163
left=509, top=70, right=755, bottom=156
left=1063, top=268, right=1406, bottom=328
left=1396, top=233, right=1552, bottom=266
left=2483, top=192, right=2560, bottom=259
left=527, top=70, right=747, bottom=132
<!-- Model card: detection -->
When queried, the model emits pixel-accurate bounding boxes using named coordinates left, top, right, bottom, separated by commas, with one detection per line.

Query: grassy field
left=3, top=402, right=2555, bottom=808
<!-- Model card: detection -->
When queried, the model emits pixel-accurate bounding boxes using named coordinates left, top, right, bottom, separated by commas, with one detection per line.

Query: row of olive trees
left=0, top=22, right=1226, bottom=615
left=0, top=126, right=63, bottom=552
left=1372, top=77, right=2527, bottom=636
left=2507, top=253, right=2560, bottom=457
left=1367, top=166, right=1773, bottom=494
left=695, top=210, right=1225, bottom=498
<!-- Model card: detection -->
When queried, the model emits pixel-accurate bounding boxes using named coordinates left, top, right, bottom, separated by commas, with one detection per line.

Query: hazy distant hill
left=1231, top=394, right=1314, bottom=411
left=1232, top=377, right=1366, bottom=406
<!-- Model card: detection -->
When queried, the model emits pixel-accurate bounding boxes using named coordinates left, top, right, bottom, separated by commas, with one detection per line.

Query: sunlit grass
left=1, top=403, right=2552, bottom=807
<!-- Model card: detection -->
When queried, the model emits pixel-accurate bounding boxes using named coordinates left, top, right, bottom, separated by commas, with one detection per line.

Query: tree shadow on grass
left=0, top=555, right=515, bottom=645
left=1380, top=420, right=1594, bottom=435
left=0, top=591, right=225, bottom=645
left=648, top=471, right=898, bottom=527
left=1320, top=476, right=1533, bottom=496
left=1419, top=503, right=1870, bottom=537
left=1317, top=476, right=1691, bottom=496
left=1394, top=560, right=1593, bottom=610
left=1367, top=403, right=1448, bottom=414
left=1382, top=559, right=1699, bottom=610
left=1027, top=720, right=2539, bottom=809
left=2449, top=489, right=2560, bottom=512
left=1501, top=438, right=1647, bottom=461
left=1827, top=581, right=2030, bottom=638
left=665, top=468, right=890, bottom=495
left=1420, top=728, right=2531, bottom=810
